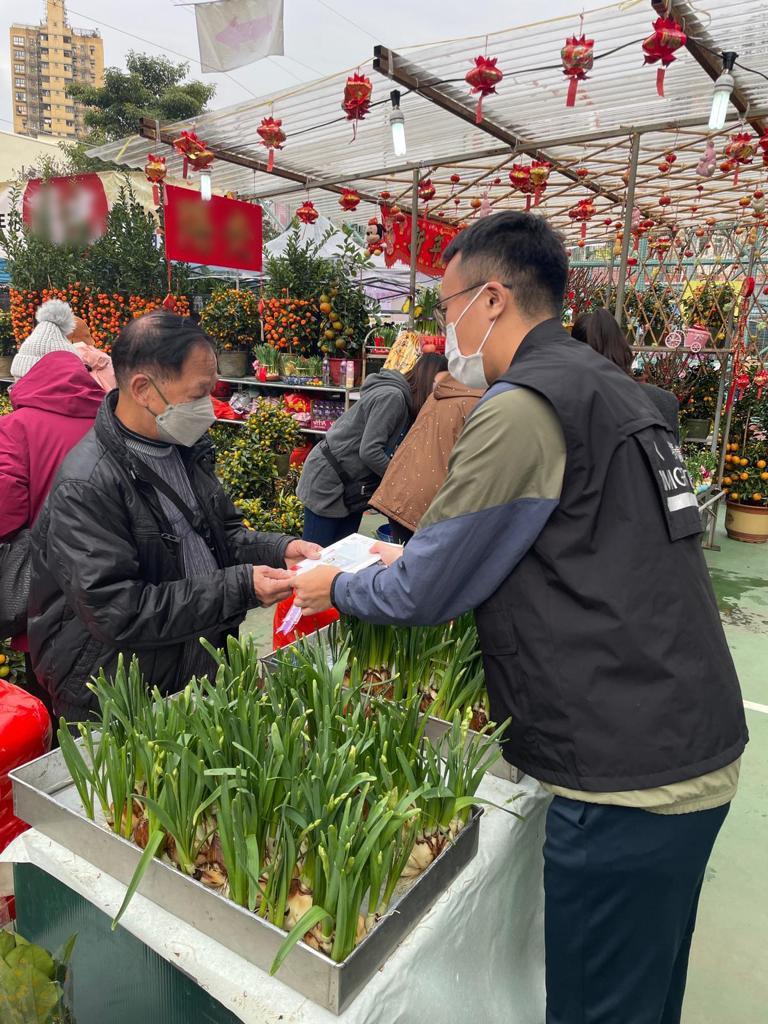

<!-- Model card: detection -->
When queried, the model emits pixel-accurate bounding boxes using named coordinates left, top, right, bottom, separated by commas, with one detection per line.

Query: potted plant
left=216, top=398, right=300, bottom=496
left=722, top=438, right=768, bottom=542
left=200, top=288, right=260, bottom=377
left=683, top=446, right=718, bottom=494
left=0, top=311, right=16, bottom=377
left=252, top=344, right=283, bottom=381
left=679, top=366, right=720, bottom=440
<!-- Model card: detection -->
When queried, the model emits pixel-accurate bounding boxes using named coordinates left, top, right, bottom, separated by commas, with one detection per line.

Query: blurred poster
left=22, top=174, right=109, bottom=246
left=195, top=0, right=284, bottom=73
left=164, top=185, right=263, bottom=271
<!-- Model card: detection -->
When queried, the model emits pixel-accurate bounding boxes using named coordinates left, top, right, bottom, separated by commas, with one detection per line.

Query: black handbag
left=0, top=528, right=32, bottom=638
left=319, top=442, right=380, bottom=515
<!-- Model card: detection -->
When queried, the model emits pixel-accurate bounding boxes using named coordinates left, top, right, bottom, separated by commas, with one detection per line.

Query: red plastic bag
left=0, top=683, right=51, bottom=852
left=272, top=597, right=339, bottom=649
left=290, top=443, right=313, bottom=467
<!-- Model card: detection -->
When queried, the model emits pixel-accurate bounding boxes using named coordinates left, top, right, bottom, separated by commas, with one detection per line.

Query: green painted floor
left=243, top=512, right=767, bottom=1022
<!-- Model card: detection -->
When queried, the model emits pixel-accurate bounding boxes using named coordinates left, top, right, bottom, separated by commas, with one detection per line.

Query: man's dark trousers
left=544, top=795, right=729, bottom=1023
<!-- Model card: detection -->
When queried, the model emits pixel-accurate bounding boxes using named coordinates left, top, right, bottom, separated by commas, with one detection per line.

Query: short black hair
left=112, top=310, right=215, bottom=387
left=572, top=308, right=633, bottom=374
left=443, top=212, right=568, bottom=318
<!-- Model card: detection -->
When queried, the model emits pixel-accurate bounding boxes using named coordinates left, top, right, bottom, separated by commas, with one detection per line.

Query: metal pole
left=614, top=133, right=641, bottom=326
left=710, top=350, right=729, bottom=456
left=408, top=167, right=419, bottom=328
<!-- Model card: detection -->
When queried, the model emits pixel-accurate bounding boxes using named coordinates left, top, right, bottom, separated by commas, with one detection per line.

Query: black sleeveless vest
left=475, top=319, right=747, bottom=790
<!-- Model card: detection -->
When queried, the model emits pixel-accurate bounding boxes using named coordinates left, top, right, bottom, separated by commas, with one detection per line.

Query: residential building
left=9, top=0, right=104, bottom=140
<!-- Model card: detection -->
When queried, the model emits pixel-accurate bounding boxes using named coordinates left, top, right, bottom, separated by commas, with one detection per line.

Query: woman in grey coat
left=297, top=355, right=447, bottom=545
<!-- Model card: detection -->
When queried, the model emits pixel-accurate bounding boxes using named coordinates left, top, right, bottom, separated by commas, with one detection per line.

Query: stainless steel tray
left=11, top=746, right=482, bottom=1015
left=265, top=629, right=522, bottom=785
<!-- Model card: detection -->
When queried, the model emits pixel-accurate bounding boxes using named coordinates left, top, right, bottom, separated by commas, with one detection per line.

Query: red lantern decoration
left=754, top=369, right=768, bottom=398
left=561, top=34, right=594, bottom=107
left=339, top=188, right=361, bottom=212
left=659, top=194, right=672, bottom=207
left=575, top=166, right=590, bottom=179
left=658, top=161, right=670, bottom=174
left=144, top=153, right=167, bottom=206
left=642, top=17, right=686, bottom=97
left=418, top=178, right=436, bottom=202
left=296, top=200, right=319, bottom=224
left=529, top=160, right=551, bottom=205
left=257, top=116, right=286, bottom=172
left=465, top=55, right=504, bottom=123
left=724, top=131, right=756, bottom=185
left=603, top=217, right=613, bottom=226
left=509, top=163, right=537, bottom=209
left=568, top=197, right=596, bottom=239
left=172, top=130, right=214, bottom=178
left=341, top=72, right=373, bottom=138
left=665, top=152, right=678, bottom=164
left=379, top=190, right=391, bottom=200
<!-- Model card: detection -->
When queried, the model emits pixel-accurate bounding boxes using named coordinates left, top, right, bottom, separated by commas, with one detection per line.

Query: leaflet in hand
left=292, top=533, right=381, bottom=576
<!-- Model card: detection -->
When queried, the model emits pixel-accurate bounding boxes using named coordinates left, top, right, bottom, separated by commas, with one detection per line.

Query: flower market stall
left=4, top=2, right=768, bottom=1021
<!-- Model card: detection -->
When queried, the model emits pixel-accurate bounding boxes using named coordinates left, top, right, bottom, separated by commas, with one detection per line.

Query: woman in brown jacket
left=370, top=372, right=483, bottom=543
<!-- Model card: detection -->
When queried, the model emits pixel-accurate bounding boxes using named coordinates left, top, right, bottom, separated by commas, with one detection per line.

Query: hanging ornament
left=561, top=33, right=594, bottom=107
left=665, top=152, right=678, bottom=164
left=296, top=200, right=319, bottom=224
left=719, top=159, right=734, bottom=174
left=568, top=197, right=596, bottom=240
left=659, top=194, right=672, bottom=207
left=341, top=72, right=373, bottom=138
left=529, top=160, right=552, bottom=205
left=172, top=130, right=214, bottom=179
left=479, top=196, right=493, bottom=217
left=379, top=190, right=391, bottom=201
left=508, top=163, right=536, bottom=209
left=684, top=249, right=694, bottom=258
left=739, top=195, right=751, bottom=209
left=144, top=153, right=167, bottom=206
left=754, top=369, right=768, bottom=398
left=449, top=174, right=461, bottom=195
left=642, top=17, right=686, bottom=97
left=696, top=139, right=717, bottom=177
left=658, top=161, right=671, bottom=174
left=603, top=217, right=613, bottom=226
left=695, top=227, right=706, bottom=238
left=418, top=177, right=436, bottom=202
left=338, top=188, right=361, bottom=212
left=734, top=371, right=751, bottom=402
left=493, top=177, right=502, bottom=185
left=724, top=131, right=756, bottom=185
left=575, top=166, right=590, bottom=179
left=257, top=116, right=286, bottom=172
left=470, top=197, right=482, bottom=211
left=465, top=55, right=504, bottom=123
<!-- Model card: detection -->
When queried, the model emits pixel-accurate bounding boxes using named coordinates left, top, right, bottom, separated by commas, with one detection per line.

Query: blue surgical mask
left=445, top=284, right=494, bottom=390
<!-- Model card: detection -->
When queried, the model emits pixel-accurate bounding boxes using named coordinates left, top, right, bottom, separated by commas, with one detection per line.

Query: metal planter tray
left=11, top=746, right=482, bottom=1015
left=265, top=629, right=522, bottom=785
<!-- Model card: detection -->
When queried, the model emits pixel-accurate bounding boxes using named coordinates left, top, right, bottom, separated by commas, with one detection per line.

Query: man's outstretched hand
left=292, top=565, right=343, bottom=616
left=369, top=540, right=404, bottom=567
left=284, top=539, right=323, bottom=568
left=252, top=566, right=295, bottom=606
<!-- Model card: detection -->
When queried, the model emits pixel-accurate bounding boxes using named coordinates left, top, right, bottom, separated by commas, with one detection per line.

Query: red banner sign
left=381, top=208, right=461, bottom=277
left=164, top=185, right=263, bottom=272
left=23, top=174, right=109, bottom=245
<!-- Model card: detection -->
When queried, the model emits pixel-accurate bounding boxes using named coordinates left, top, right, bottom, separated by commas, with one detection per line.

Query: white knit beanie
left=11, top=299, right=75, bottom=379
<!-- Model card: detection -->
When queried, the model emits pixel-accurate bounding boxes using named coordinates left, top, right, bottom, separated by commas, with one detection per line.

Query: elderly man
left=29, top=310, right=318, bottom=721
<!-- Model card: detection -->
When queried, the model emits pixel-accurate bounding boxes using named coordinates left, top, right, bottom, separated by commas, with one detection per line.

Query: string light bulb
left=709, top=52, right=738, bottom=131
left=200, top=170, right=212, bottom=202
left=390, top=90, right=407, bottom=157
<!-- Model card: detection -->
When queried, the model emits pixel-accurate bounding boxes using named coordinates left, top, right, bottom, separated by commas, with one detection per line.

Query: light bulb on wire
left=708, top=51, right=737, bottom=131
left=200, top=170, right=212, bottom=202
left=390, top=90, right=407, bottom=157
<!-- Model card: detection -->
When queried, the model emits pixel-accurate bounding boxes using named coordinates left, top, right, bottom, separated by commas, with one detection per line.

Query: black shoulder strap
left=318, top=440, right=351, bottom=486
left=133, top=460, right=208, bottom=537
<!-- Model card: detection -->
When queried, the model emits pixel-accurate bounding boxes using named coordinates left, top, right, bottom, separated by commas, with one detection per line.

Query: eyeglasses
left=433, top=284, right=484, bottom=330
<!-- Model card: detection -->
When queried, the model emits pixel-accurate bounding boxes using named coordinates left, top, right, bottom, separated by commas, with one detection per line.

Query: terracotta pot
left=725, top=500, right=768, bottom=543
left=0, top=355, right=13, bottom=378
left=217, top=351, right=249, bottom=378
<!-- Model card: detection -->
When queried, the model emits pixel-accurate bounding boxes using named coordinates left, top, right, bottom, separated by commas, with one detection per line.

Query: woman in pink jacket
left=0, top=348, right=104, bottom=708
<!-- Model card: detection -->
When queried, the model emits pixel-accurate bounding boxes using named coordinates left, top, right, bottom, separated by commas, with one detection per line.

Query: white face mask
left=149, top=378, right=215, bottom=447
left=445, top=284, right=495, bottom=391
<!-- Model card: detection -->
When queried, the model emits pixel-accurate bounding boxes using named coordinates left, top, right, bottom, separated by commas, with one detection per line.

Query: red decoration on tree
left=338, top=188, right=361, bottom=212
left=257, top=116, right=286, bottom=172
left=172, top=131, right=214, bottom=178
left=529, top=160, right=551, bottom=206
left=568, top=197, right=596, bottom=239
left=144, top=153, right=167, bottom=207
left=561, top=34, right=594, bottom=107
left=465, top=55, right=504, bottom=123
left=418, top=178, right=436, bottom=202
left=754, top=369, right=768, bottom=398
left=341, top=72, right=373, bottom=138
left=642, top=17, right=686, bottom=97
left=296, top=200, right=319, bottom=224
left=724, top=132, right=756, bottom=185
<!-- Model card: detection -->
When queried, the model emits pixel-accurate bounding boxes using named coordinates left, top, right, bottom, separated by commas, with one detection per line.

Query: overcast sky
left=2, top=0, right=577, bottom=135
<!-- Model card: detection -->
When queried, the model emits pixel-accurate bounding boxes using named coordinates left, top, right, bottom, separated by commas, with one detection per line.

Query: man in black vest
left=293, top=212, right=747, bottom=1023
